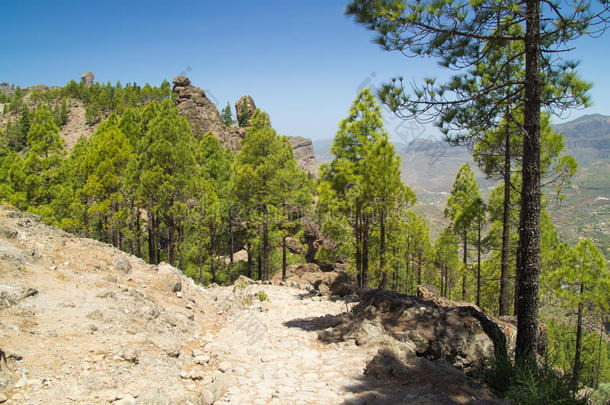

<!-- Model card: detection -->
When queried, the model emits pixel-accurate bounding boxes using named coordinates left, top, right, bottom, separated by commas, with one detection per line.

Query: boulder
left=285, top=237, right=304, bottom=255
left=0, top=283, right=37, bottom=309
left=157, top=262, right=182, bottom=293
left=172, top=75, right=191, bottom=87
left=235, top=95, right=256, bottom=126
left=319, top=289, right=544, bottom=374
left=112, top=254, right=132, bottom=274
left=80, top=71, right=95, bottom=87
left=233, top=275, right=255, bottom=286
left=272, top=263, right=354, bottom=296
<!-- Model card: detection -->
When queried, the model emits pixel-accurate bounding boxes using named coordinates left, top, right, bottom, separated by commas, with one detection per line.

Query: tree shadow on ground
left=340, top=349, right=500, bottom=405
left=282, top=313, right=349, bottom=332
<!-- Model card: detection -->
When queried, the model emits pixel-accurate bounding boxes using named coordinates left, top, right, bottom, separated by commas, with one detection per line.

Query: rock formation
left=287, top=136, right=318, bottom=177
left=172, top=77, right=318, bottom=175
left=319, top=288, right=546, bottom=375
left=80, top=71, right=94, bottom=87
left=172, top=76, right=244, bottom=152
left=235, top=95, right=256, bottom=126
left=0, top=82, right=14, bottom=97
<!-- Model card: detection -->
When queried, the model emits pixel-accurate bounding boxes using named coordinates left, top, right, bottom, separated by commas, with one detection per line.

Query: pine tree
left=445, top=163, right=480, bottom=301
left=221, top=102, right=233, bottom=126
left=434, top=227, right=460, bottom=298
left=321, top=89, right=406, bottom=289
left=230, top=110, right=310, bottom=280
left=545, top=240, right=609, bottom=387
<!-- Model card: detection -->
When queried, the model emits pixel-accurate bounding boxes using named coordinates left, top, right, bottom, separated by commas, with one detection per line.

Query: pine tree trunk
left=499, top=124, right=512, bottom=315
left=168, top=215, right=175, bottom=266
left=229, top=221, right=234, bottom=265
left=361, top=214, right=369, bottom=289
left=198, top=240, right=204, bottom=285
left=572, top=281, right=585, bottom=388
left=263, top=205, right=270, bottom=281
left=154, top=217, right=161, bottom=264
left=282, top=235, right=287, bottom=282
left=378, top=209, right=387, bottom=289
left=355, top=206, right=362, bottom=289
left=135, top=208, right=141, bottom=258
left=462, top=232, right=468, bottom=301
left=392, top=247, right=398, bottom=291
left=515, top=0, right=542, bottom=368
left=247, top=241, right=253, bottom=279
left=147, top=210, right=155, bottom=264
left=476, top=215, right=482, bottom=308
left=257, top=244, right=262, bottom=281
left=405, top=239, right=411, bottom=293
left=417, top=252, right=422, bottom=286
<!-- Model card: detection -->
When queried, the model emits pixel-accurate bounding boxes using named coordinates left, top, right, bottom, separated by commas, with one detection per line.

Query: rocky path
left=208, top=286, right=372, bottom=405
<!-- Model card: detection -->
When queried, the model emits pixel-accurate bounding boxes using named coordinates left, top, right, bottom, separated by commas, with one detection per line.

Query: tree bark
left=476, top=214, right=482, bottom=308
left=355, top=205, right=362, bottom=289
left=515, top=0, right=542, bottom=368
left=417, top=252, right=422, bottom=286
left=263, top=204, right=270, bottom=281
left=361, top=213, right=369, bottom=289
left=405, top=237, right=411, bottom=293
left=392, top=247, right=398, bottom=291
left=257, top=244, right=262, bottom=281
left=229, top=220, right=234, bottom=265
left=198, top=239, right=204, bottom=285
left=282, top=235, right=287, bottom=282
left=378, top=209, right=387, bottom=289
left=247, top=241, right=253, bottom=279
left=168, top=214, right=175, bottom=266
left=462, top=231, right=468, bottom=301
left=572, top=281, right=584, bottom=388
left=147, top=210, right=155, bottom=264
left=499, top=122, right=512, bottom=315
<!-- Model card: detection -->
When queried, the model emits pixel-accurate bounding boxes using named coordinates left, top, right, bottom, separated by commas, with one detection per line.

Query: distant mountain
left=552, top=114, right=610, bottom=166
left=314, top=138, right=491, bottom=194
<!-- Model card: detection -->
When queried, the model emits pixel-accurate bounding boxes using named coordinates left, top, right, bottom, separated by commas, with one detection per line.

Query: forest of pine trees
left=0, top=74, right=608, bottom=395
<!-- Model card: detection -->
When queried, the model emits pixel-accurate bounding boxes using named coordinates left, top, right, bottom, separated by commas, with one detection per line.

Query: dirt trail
left=208, top=286, right=373, bottom=404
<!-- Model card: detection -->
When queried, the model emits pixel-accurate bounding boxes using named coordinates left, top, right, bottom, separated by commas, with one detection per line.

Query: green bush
left=484, top=355, right=588, bottom=405
left=590, top=383, right=610, bottom=405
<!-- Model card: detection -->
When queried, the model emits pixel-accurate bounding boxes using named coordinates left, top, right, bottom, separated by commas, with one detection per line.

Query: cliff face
left=287, top=136, right=318, bottom=177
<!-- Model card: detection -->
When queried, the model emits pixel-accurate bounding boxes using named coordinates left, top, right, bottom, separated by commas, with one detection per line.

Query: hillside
left=0, top=74, right=318, bottom=177
left=0, top=205, right=509, bottom=404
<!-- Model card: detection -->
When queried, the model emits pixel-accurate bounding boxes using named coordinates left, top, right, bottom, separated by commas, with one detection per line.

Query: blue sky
left=1, top=0, right=608, bottom=141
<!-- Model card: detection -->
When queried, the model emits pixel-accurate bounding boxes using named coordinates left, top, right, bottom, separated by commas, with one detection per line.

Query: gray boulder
left=0, top=283, right=37, bottom=309
left=80, top=71, right=95, bottom=87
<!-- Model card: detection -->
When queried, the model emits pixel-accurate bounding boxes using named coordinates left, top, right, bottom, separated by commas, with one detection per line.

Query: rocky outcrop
left=235, top=95, right=256, bottom=126
left=287, top=136, right=318, bottom=177
left=172, top=76, right=244, bottom=152
left=80, top=71, right=94, bottom=87
left=271, top=263, right=355, bottom=297
left=0, top=82, right=14, bottom=96
left=172, top=77, right=318, bottom=174
left=319, top=289, right=546, bottom=375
